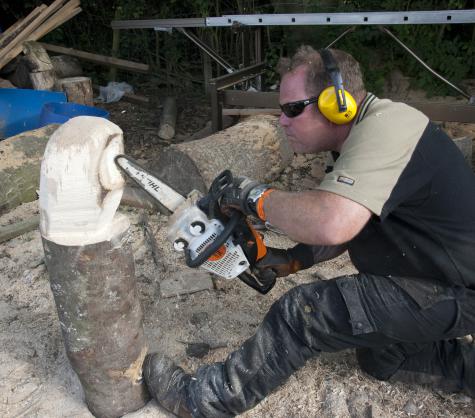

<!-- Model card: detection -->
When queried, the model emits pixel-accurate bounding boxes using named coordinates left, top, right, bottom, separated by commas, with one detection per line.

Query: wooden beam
left=406, top=101, right=475, bottom=123
left=220, top=91, right=475, bottom=123
left=39, top=42, right=150, bottom=73
left=223, top=108, right=280, bottom=116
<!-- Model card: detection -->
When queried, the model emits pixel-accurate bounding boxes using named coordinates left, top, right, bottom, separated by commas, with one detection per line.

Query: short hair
left=277, top=46, right=366, bottom=101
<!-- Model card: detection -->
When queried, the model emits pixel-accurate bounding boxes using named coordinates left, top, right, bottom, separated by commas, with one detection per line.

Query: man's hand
left=219, top=174, right=273, bottom=220
left=254, top=247, right=303, bottom=278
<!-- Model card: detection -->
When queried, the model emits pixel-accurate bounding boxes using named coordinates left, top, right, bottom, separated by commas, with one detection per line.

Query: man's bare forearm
left=263, top=189, right=371, bottom=245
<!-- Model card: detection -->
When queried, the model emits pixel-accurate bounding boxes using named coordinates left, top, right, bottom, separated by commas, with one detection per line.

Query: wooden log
left=0, top=215, right=40, bottom=244
left=39, top=116, right=149, bottom=417
left=8, top=57, right=32, bottom=88
left=22, top=41, right=55, bottom=90
left=56, top=76, right=93, bottom=105
left=51, top=54, right=82, bottom=78
left=158, top=96, right=177, bottom=140
left=29, top=69, right=56, bottom=90
left=169, top=115, right=293, bottom=190
left=39, top=42, right=150, bottom=74
left=0, top=124, right=59, bottom=216
left=0, top=116, right=292, bottom=216
left=22, top=40, right=54, bottom=72
left=121, top=185, right=159, bottom=211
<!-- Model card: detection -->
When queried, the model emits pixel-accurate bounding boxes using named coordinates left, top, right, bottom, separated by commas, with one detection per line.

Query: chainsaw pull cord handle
left=185, top=170, right=238, bottom=268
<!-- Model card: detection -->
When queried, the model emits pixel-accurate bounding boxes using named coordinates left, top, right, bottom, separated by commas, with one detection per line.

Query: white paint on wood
left=39, top=116, right=129, bottom=246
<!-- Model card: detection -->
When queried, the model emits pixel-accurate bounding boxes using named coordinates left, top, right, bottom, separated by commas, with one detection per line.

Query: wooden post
left=109, top=7, right=121, bottom=82
left=158, top=96, right=177, bottom=140
left=39, top=117, right=149, bottom=417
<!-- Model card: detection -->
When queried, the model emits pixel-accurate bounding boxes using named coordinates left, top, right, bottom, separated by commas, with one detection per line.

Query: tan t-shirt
left=318, top=94, right=429, bottom=217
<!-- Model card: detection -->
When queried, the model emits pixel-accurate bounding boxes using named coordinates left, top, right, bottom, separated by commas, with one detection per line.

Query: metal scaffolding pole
left=112, top=10, right=475, bottom=30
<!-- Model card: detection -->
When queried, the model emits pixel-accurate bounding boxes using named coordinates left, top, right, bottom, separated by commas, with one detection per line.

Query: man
left=143, top=46, right=475, bottom=417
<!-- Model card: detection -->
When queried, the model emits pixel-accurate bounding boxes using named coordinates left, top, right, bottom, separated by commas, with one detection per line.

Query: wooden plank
left=223, top=108, right=280, bottom=116
left=406, top=101, right=475, bottom=123
left=222, top=90, right=279, bottom=107
left=0, top=5, right=81, bottom=70
left=221, top=91, right=475, bottom=123
left=0, top=5, right=46, bottom=48
left=0, top=0, right=65, bottom=65
left=40, top=42, right=150, bottom=73
left=28, top=1, right=80, bottom=41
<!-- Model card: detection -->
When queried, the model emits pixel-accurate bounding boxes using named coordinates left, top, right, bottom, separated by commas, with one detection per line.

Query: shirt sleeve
left=317, top=100, right=429, bottom=217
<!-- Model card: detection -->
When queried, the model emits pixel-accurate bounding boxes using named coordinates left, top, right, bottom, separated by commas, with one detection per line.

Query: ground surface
left=1, top=89, right=475, bottom=418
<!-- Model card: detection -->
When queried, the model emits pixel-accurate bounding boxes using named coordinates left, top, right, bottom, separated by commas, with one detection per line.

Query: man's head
left=277, top=46, right=366, bottom=153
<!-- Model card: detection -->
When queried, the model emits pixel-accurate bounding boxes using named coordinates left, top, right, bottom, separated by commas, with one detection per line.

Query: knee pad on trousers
left=356, top=346, right=406, bottom=381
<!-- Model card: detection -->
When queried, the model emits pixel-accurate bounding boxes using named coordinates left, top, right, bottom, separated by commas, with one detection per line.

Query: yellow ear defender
left=317, top=49, right=357, bottom=125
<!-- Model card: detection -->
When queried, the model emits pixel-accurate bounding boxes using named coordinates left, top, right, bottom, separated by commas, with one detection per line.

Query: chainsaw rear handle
left=238, top=270, right=276, bottom=295
left=184, top=211, right=240, bottom=268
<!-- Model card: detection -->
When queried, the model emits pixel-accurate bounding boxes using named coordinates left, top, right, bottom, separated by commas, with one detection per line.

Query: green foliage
left=1, top=0, right=473, bottom=96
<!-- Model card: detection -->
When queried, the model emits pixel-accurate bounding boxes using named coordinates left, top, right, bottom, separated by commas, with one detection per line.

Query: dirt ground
left=1, top=90, right=475, bottom=418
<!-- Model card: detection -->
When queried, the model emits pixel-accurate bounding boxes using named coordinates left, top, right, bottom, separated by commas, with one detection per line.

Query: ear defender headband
left=318, top=49, right=357, bottom=124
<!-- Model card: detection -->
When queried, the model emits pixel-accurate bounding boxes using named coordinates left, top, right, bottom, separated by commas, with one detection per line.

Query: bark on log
left=42, top=233, right=149, bottom=418
left=56, top=76, right=93, bottom=105
left=158, top=96, right=177, bottom=140
left=0, top=124, right=59, bottom=215
left=39, top=117, right=149, bottom=417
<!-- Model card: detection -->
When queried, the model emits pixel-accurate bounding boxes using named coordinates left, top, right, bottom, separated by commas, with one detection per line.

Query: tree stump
left=39, top=117, right=149, bottom=417
left=56, top=76, right=93, bottom=105
left=158, top=96, right=177, bottom=140
left=0, top=124, right=59, bottom=215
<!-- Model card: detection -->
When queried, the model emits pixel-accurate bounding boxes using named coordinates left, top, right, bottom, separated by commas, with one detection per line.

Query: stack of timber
left=0, top=0, right=82, bottom=71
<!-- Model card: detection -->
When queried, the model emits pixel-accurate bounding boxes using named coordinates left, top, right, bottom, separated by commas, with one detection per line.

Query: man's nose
left=279, top=112, right=290, bottom=127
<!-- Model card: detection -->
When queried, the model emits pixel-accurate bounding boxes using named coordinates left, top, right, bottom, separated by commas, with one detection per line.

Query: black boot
left=143, top=353, right=193, bottom=418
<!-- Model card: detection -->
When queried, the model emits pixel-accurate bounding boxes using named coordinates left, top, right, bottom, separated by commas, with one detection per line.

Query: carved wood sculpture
left=39, top=116, right=149, bottom=417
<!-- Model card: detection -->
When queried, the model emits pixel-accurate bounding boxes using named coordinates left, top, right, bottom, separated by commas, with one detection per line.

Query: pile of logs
left=0, top=0, right=81, bottom=71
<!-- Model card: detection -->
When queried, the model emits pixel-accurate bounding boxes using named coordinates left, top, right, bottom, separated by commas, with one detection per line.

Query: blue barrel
left=0, top=88, right=67, bottom=139
left=39, top=102, right=109, bottom=126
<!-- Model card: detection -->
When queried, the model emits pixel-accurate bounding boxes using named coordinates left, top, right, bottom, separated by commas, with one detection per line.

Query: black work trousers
left=186, top=274, right=475, bottom=418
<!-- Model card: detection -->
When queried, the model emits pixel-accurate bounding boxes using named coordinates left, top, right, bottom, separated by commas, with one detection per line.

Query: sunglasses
left=280, top=96, right=318, bottom=118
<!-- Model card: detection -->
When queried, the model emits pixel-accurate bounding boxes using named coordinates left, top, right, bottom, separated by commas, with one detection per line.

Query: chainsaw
left=114, top=155, right=276, bottom=294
